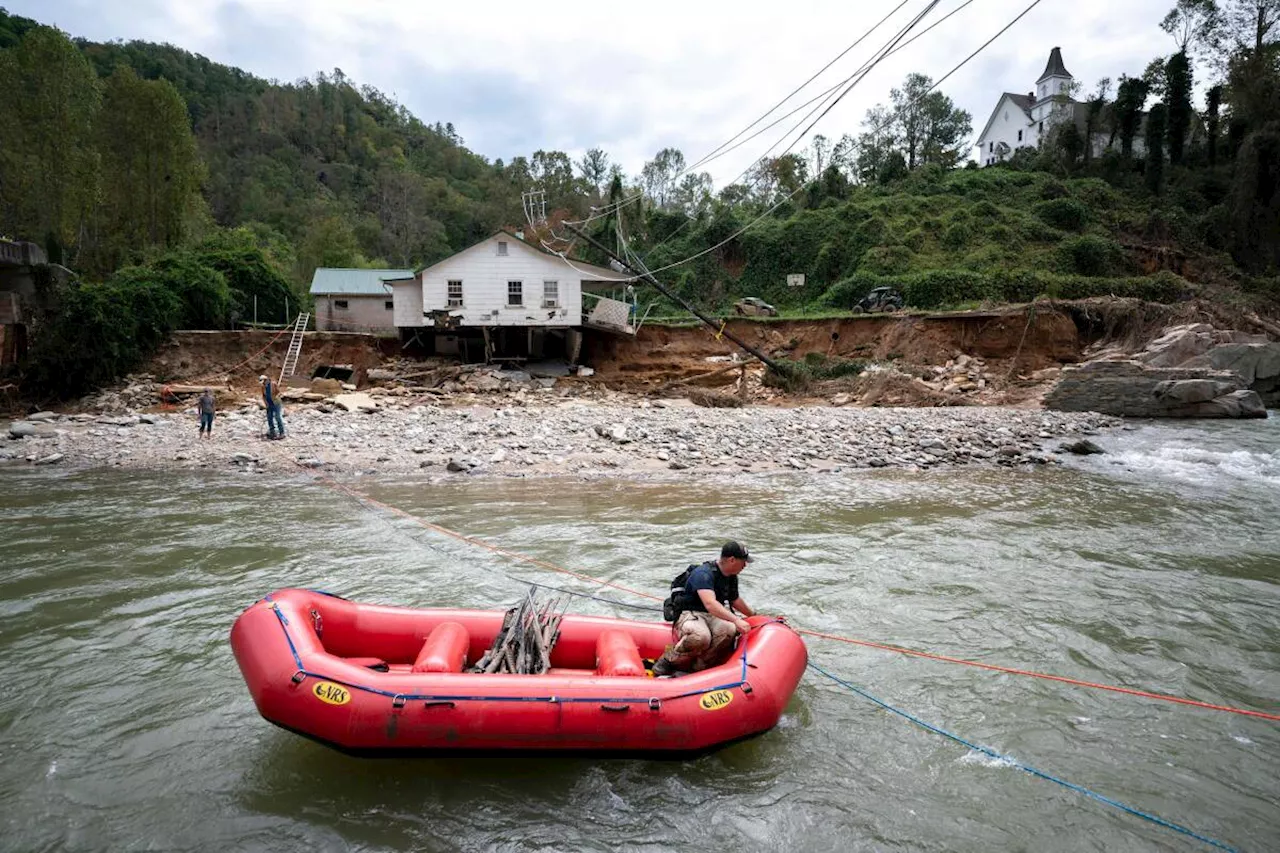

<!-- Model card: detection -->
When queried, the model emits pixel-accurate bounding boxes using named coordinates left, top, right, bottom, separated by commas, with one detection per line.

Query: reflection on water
left=0, top=416, right=1277, bottom=852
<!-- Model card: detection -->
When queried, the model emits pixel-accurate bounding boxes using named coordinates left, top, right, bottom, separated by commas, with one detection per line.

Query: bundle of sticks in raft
left=469, top=588, right=566, bottom=675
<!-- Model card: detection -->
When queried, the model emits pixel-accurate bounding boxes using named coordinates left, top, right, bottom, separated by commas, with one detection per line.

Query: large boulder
left=331, top=393, right=379, bottom=413
left=1184, top=342, right=1280, bottom=405
left=1052, top=322, right=1279, bottom=417
left=8, top=421, right=55, bottom=438
left=1136, top=324, right=1270, bottom=368
left=1045, top=361, right=1266, bottom=418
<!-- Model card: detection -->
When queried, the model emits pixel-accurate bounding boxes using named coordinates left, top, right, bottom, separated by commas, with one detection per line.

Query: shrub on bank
left=22, top=246, right=286, bottom=398
left=818, top=268, right=1196, bottom=310
left=1057, top=235, right=1125, bottom=276
left=1035, top=197, right=1091, bottom=232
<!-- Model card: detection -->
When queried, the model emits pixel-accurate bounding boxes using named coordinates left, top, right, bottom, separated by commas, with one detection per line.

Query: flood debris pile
left=469, top=590, right=565, bottom=675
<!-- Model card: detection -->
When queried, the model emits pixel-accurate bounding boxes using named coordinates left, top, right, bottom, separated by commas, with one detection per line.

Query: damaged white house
left=389, top=230, right=639, bottom=362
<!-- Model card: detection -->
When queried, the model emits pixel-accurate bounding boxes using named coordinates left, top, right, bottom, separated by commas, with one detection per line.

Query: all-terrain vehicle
left=851, top=287, right=904, bottom=314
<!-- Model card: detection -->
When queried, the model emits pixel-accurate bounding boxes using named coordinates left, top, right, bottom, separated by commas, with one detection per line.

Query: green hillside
left=1, top=2, right=1278, bottom=396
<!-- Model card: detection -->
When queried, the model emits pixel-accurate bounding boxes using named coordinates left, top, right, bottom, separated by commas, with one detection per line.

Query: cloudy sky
left=15, top=0, right=1181, bottom=183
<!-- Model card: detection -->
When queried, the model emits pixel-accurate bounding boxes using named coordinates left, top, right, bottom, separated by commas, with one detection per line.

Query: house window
left=385, top=300, right=394, bottom=311
left=507, top=280, right=523, bottom=306
left=1004, top=111, right=1009, bottom=121
left=497, top=241, right=508, bottom=256
left=447, top=279, right=463, bottom=307
left=1017, top=130, right=1023, bottom=142
left=542, top=280, right=559, bottom=308
left=1039, top=121, right=1044, bottom=133
left=334, top=299, right=349, bottom=310
left=989, top=142, right=993, bottom=153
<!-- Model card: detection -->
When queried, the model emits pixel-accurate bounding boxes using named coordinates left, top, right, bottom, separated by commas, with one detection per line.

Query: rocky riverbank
left=3, top=398, right=1119, bottom=478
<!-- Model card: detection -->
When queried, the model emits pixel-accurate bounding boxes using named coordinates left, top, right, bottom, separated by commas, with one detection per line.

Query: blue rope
left=806, top=662, right=1238, bottom=852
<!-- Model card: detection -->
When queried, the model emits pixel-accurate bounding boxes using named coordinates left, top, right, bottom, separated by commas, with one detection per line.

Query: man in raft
left=653, top=541, right=757, bottom=676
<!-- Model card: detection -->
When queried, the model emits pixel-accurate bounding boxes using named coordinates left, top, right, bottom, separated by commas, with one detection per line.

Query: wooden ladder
left=278, top=312, right=310, bottom=384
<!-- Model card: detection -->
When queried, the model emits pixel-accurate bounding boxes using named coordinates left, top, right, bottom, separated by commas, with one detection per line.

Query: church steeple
left=1037, top=47, right=1072, bottom=84
left=1033, top=46, right=1074, bottom=106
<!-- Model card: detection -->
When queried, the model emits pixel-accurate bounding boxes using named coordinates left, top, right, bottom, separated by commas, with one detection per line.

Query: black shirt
left=683, top=561, right=739, bottom=612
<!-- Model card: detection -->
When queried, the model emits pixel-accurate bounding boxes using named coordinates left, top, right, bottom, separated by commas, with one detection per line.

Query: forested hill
left=0, top=6, right=580, bottom=282
left=2, top=3, right=1278, bottom=310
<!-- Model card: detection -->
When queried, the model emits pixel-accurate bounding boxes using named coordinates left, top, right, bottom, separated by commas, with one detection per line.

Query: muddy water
left=0, top=417, right=1277, bottom=852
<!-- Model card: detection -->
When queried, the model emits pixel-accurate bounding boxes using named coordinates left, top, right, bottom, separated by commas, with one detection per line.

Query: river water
left=1, top=416, right=1277, bottom=852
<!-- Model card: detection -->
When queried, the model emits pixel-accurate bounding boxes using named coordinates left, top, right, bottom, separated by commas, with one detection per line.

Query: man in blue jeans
left=259, top=375, right=285, bottom=439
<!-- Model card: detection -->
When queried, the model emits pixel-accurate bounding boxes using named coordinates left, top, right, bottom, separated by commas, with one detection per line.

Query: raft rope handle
left=264, top=594, right=756, bottom=707
left=271, top=457, right=1280, bottom=724
left=807, top=662, right=1239, bottom=853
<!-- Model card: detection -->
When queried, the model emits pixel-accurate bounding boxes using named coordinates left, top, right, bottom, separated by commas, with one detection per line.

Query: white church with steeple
left=975, top=47, right=1132, bottom=166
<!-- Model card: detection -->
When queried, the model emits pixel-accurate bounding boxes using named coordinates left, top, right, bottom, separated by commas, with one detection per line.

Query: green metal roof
left=309, top=268, right=413, bottom=295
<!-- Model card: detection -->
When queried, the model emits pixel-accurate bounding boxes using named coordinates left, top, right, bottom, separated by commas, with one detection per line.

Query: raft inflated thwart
left=230, top=588, right=807, bottom=756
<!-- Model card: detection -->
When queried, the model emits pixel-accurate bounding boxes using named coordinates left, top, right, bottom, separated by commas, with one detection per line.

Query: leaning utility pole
left=563, top=223, right=787, bottom=375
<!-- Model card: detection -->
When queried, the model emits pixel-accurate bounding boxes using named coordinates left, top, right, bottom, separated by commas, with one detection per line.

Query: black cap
left=721, top=541, right=752, bottom=562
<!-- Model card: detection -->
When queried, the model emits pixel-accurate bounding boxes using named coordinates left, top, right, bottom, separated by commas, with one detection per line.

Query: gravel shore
left=4, top=396, right=1119, bottom=478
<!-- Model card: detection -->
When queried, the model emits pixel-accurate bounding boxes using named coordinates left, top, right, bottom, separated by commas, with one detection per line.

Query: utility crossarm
left=563, top=224, right=786, bottom=374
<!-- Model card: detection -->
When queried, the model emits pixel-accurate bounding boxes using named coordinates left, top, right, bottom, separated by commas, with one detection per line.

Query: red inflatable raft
left=230, top=588, right=808, bottom=756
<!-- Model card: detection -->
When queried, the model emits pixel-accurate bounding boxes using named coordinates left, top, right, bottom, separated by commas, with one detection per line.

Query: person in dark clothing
left=653, top=541, right=757, bottom=676
left=198, top=388, right=215, bottom=439
left=260, top=375, right=285, bottom=439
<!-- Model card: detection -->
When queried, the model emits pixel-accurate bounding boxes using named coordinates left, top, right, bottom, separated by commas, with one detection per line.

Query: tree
left=95, top=66, right=204, bottom=266
left=639, top=148, right=687, bottom=209
left=1165, top=51, right=1194, bottom=165
left=0, top=26, right=100, bottom=254
left=1113, top=75, right=1150, bottom=157
left=829, top=133, right=858, bottom=180
left=1054, top=122, right=1085, bottom=171
left=529, top=149, right=580, bottom=208
left=1145, top=103, right=1168, bottom=193
left=808, top=134, right=831, bottom=179
left=576, top=147, right=611, bottom=198
left=296, top=214, right=369, bottom=282
left=856, top=74, right=972, bottom=173
left=1215, top=0, right=1279, bottom=54
left=1084, top=78, right=1111, bottom=162
left=1143, top=56, right=1169, bottom=100
left=1207, top=84, right=1224, bottom=163
left=1228, top=121, right=1280, bottom=270
left=747, top=154, right=808, bottom=204
left=854, top=106, right=896, bottom=183
left=373, top=166, right=448, bottom=267
left=1224, top=22, right=1280, bottom=135
left=1161, top=0, right=1223, bottom=53
left=671, top=171, right=713, bottom=216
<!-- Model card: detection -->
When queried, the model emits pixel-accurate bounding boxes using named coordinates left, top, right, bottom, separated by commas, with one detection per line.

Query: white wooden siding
left=976, top=95, right=1033, bottom=166
left=392, top=281, right=424, bottom=327
left=419, top=237, right=595, bottom=328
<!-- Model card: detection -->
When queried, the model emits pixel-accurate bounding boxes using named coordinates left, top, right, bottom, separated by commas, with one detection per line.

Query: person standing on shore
left=197, top=388, right=216, bottom=439
left=259, top=375, right=285, bottom=439
left=653, top=541, right=756, bottom=676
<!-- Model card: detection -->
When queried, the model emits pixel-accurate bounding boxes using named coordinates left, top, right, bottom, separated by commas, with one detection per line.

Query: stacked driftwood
left=469, top=589, right=566, bottom=675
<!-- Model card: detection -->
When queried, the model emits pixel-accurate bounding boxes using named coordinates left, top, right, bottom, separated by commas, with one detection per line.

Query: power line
left=680, top=0, right=977, bottom=192
left=578, top=0, right=936, bottom=225
left=678, top=0, right=913, bottom=176
left=643, top=0, right=969, bottom=259
left=633, top=0, right=1050, bottom=280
